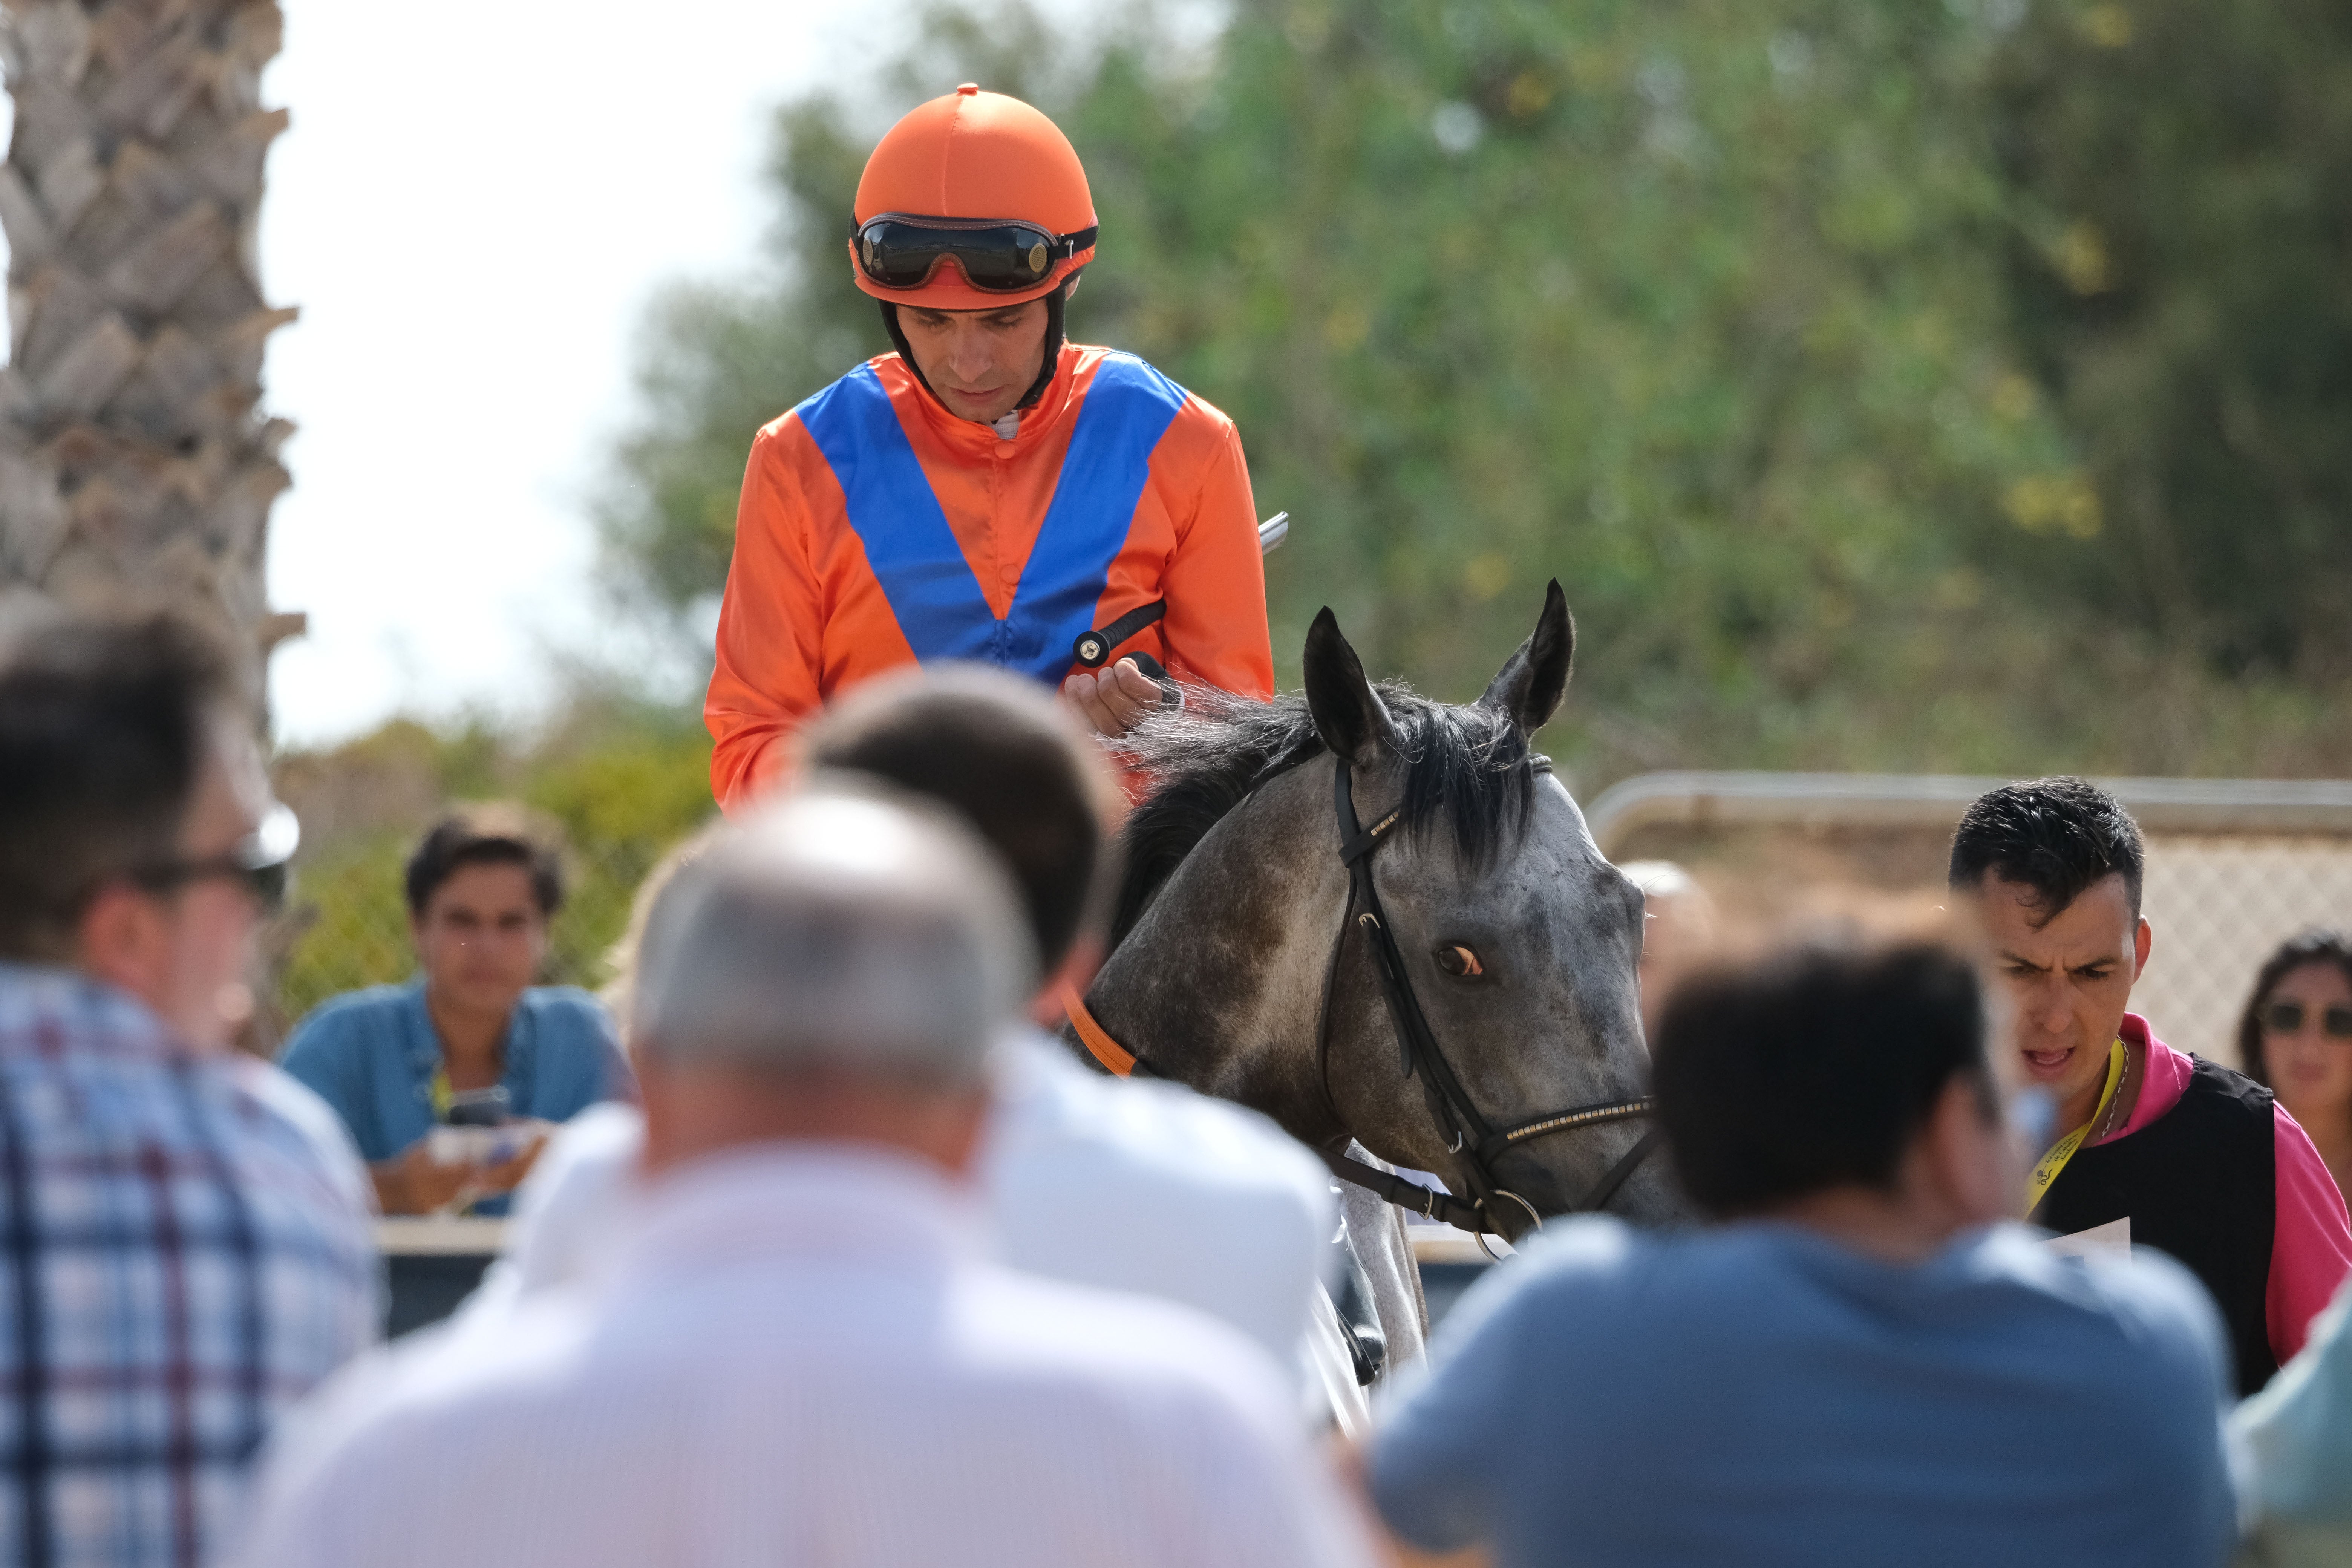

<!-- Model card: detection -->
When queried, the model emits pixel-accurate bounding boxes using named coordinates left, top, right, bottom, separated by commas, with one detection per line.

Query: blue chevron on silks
left=796, top=354, right=1188, bottom=684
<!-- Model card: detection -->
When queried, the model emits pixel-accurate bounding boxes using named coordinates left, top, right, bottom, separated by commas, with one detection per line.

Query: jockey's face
left=896, top=299, right=1050, bottom=424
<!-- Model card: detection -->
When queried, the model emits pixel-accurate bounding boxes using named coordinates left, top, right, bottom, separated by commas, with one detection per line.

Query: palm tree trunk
left=0, top=0, right=297, bottom=715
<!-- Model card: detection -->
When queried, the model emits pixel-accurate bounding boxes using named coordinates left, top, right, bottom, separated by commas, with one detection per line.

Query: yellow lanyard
left=2025, top=1037, right=2127, bottom=1215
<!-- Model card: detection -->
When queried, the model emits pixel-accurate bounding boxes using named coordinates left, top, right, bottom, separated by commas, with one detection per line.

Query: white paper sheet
left=2045, top=1216, right=2132, bottom=1259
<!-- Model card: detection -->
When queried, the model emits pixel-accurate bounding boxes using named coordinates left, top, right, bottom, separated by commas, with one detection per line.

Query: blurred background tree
left=270, top=0, right=2352, bottom=1033
left=597, top=0, right=2350, bottom=791
left=1986, top=0, right=2352, bottom=682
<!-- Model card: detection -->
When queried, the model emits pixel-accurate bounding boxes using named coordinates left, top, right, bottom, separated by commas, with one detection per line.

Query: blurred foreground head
left=631, top=787, right=1036, bottom=1099
left=605, top=666, right=1110, bottom=1061
left=0, top=608, right=283, bottom=1049
left=1619, top=859, right=1719, bottom=1045
left=1654, top=932, right=2010, bottom=1236
left=800, top=662, right=1118, bottom=982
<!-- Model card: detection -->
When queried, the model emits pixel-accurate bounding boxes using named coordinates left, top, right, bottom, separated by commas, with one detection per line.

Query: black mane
left=1108, top=683, right=1536, bottom=948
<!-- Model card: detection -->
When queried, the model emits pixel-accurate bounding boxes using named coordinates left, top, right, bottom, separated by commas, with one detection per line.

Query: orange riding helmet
left=849, top=84, right=1099, bottom=311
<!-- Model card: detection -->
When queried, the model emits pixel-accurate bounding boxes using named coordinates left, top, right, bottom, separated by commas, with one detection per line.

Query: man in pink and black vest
left=1951, top=777, right=2352, bottom=1392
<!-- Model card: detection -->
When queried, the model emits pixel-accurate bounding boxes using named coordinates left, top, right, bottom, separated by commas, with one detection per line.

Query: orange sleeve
left=704, top=421, right=823, bottom=813
left=1157, top=413, right=1274, bottom=699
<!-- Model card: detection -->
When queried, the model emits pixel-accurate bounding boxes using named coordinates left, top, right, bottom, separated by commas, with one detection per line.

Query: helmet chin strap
left=878, top=273, right=1075, bottom=420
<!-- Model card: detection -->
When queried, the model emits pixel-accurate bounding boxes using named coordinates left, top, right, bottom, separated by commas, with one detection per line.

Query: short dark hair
left=2238, top=929, right=2352, bottom=1090
left=1948, top=776, right=2144, bottom=923
left=802, top=666, right=1110, bottom=975
left=0, top=611, right=237, bottom=959
left=405, top=805, right=564, bottom=919
left=1653, top=936, right=1994, bottom=1217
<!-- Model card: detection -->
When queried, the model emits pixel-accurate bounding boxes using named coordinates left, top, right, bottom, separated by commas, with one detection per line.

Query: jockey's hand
left=1061, top=657, right=1164, bottom=738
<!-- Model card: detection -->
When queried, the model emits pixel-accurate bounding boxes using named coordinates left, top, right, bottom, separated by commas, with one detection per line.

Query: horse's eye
left=1436, top=944, right=1484, bottom=978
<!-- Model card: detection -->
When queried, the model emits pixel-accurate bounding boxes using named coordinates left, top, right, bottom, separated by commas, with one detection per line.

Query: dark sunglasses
left=2261, top=998, right=2352, bottom=1040
left=853, top=213, right=1097, bottom=294
left=127, top=803, right=299, bottom=915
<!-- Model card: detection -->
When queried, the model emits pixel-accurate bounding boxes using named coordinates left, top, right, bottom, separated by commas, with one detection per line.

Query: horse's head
left=1093, top=581, right=1687, bottom=1237
left=1298, top=584, right=1680, bottom=1234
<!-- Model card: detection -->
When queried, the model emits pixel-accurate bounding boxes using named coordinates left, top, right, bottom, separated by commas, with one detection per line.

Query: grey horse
left=1072, top=582, right=1685, bottom=1376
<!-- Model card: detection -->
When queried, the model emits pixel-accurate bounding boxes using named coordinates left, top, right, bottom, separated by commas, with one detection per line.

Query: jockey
left=704, top=84, right=1276, bottom=810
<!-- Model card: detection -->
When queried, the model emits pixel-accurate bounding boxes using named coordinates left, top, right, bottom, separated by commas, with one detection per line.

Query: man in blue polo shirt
left=1366, top=934, right=2237, bottom=1568
left=281, top=807, right=631, bottom=1214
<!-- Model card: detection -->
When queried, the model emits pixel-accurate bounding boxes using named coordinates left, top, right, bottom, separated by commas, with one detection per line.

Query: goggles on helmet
left=853, top=213, right=1099, bottom=294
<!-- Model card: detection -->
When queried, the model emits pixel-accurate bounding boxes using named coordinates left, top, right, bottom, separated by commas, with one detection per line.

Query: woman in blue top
left=280, top=808, right=632, bottom=1214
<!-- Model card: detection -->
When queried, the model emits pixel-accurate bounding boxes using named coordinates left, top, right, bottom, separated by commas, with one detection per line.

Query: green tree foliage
left=1066, top=0, right=2062, bottom=773
left=599, top=0, right=2352, bottom=786
left=270, top=698, right=717, bottom=1029
left=1987, top=0, right=2352, bottom=677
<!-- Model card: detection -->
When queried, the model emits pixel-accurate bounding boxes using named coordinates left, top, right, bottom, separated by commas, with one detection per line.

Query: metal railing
left=1585, top=772, right=2352, bottom=850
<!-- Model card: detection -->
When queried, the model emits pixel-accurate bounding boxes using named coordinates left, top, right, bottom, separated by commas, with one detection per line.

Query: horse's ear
left=1479, top=579, right=1575, bottom=736
left=1304, top=606, right=1401, bottom=766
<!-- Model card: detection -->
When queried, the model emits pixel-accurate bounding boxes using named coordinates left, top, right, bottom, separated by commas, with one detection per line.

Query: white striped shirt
left=234, top=1145, right=1376, bottom=1568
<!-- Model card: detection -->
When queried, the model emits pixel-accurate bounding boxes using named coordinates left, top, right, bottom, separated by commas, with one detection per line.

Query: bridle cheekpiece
left=1057, top=751, right=1661, bottom=1242
left=1314, top=755, right=1660, bottom=1245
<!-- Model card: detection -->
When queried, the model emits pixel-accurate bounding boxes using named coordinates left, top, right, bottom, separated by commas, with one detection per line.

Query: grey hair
left=629, top=788, right=1037, bottom=1085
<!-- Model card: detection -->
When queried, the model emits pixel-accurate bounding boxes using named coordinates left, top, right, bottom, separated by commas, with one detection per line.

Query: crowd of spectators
left=5, top=606, right=2352, bottom=1566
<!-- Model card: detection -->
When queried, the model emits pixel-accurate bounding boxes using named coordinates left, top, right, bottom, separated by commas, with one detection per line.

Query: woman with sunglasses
left=2242, top=931, right=2352, bottom=1202
left=704, top=85, right=1277, bottom=810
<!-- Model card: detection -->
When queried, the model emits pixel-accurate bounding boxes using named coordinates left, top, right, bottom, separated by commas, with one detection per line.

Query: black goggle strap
left=1036, top=222, right=1098, bottom=261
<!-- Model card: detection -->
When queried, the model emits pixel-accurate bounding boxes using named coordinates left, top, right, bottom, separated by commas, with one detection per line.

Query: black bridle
left=1315, top=756, right=1661, bottom=1240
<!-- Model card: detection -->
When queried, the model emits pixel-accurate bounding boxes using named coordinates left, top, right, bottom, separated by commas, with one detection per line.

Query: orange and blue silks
left=704, top=342, right=1275, bottom=811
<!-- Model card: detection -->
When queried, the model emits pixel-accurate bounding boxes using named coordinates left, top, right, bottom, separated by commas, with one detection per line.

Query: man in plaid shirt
left=0, top=613, right=377, bottom=1567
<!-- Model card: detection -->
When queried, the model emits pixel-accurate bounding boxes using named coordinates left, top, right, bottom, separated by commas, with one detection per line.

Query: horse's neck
left=1087, top=764, right=1348, bottom=1125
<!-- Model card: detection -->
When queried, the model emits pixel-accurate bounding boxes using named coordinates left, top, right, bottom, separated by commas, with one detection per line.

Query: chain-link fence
left=2133, top=836, right=2352, bottom=1069
left=1587, top=772, right=2352, bottom=1069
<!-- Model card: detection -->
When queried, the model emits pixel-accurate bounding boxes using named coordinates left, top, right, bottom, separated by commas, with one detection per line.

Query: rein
left=1060, top=753, right=1661, bottom=1239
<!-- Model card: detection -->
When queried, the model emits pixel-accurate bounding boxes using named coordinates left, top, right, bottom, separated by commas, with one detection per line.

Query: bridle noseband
left=1314, top=755, right=1660, bottom=1242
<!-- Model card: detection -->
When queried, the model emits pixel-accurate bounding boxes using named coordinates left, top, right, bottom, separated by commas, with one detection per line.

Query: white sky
left=261, top=0, right=865, bottom=745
